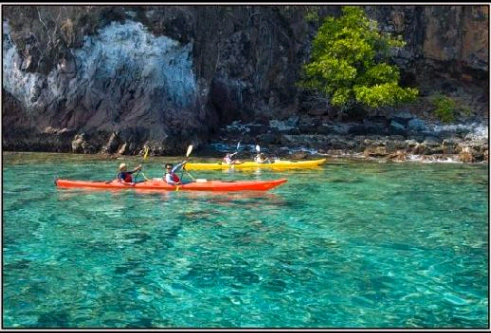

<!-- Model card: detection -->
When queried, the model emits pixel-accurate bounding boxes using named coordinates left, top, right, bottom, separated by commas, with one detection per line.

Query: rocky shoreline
left=5, top=113, right=487, bottom=165
left=201, top=115, right=489, bottom=164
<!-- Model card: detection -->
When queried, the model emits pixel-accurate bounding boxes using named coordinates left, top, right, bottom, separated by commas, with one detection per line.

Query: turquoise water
left=2, top=152, right=489, bottom=329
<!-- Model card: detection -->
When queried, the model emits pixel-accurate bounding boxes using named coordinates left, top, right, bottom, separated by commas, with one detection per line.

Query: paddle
left=186, top=144, right=193, bottom=158
left=230, top=141, right=241, bottom=157
left=136, top=146, right=150, bottom=181
left=128, top=146, right=150, bottom=183
left=182, top=145, right=208, bottom=183
left=175, top=144, right=194, bottom=191
left=181, top=144, right=194, bottom=181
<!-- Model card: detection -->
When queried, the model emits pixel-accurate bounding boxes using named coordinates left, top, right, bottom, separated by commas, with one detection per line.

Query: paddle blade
left=236, top=141, right=241, bottom=151
left=255, top=144, right=260, bottom=152
left=186, top=144, right=193, bottom=157
left=143, top=146, right=149, bottom=161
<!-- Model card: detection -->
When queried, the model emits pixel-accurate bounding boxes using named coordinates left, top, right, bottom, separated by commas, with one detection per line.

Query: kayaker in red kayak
left=164, top=160, right=192, bottom=185
left=117, top=163, right=142, bottom=184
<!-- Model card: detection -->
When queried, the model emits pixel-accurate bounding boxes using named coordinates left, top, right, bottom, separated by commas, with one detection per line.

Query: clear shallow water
left=2, top=152, right=489, bottom=329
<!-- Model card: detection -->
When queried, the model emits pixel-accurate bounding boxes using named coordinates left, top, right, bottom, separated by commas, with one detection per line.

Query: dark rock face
left=1, top=5, right=488, bottom=157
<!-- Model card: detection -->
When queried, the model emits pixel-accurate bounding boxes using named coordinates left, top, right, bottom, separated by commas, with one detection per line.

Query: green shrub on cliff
left=432, top=94, right=456, bottom=123
left=299, top=6, right=418, bottom=113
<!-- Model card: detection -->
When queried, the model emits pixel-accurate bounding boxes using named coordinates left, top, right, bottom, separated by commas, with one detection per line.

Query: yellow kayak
left=185, top=158, right=327, bottom=170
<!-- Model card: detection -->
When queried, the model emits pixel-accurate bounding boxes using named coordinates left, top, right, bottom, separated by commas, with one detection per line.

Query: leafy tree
left=299, top=6, right=418, bottom=113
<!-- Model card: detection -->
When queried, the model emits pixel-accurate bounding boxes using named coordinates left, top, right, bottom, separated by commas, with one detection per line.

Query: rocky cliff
left=2, top=5, right=488, bottom=157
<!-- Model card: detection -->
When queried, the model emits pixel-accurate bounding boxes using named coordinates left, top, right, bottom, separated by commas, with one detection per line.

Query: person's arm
left=165, top=173, right=173, bottom=184
left=129, top=165, right=142, bottom=174
left=171, top=161, right=186, bottom=173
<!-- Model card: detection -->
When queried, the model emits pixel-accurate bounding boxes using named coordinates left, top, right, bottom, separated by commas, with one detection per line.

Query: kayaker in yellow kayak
left=254, top=153, right=271, bottom=164
left=223, top=153, right=241, bottom=165
left=223, top=142, right=242, bottom=165
left=117, top=163, right=142, bottom=184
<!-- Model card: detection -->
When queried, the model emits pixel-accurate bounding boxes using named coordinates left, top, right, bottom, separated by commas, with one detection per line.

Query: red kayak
left=55, top=178, right=287, bottom=192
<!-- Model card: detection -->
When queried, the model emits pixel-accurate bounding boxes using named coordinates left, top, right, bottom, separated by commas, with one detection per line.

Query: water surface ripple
left=2, top=153, right=488, bottom=328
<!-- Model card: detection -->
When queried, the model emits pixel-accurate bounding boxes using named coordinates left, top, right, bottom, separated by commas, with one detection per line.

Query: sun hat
left=119, top=163, right=127, bottom=171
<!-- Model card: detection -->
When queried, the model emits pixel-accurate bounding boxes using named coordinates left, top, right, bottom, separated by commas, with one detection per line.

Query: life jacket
left=120, top=172, right=132, bottom=182
left=168, top=172, right=180, bottom=182
left=125, top=174, right=133, bottom=182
